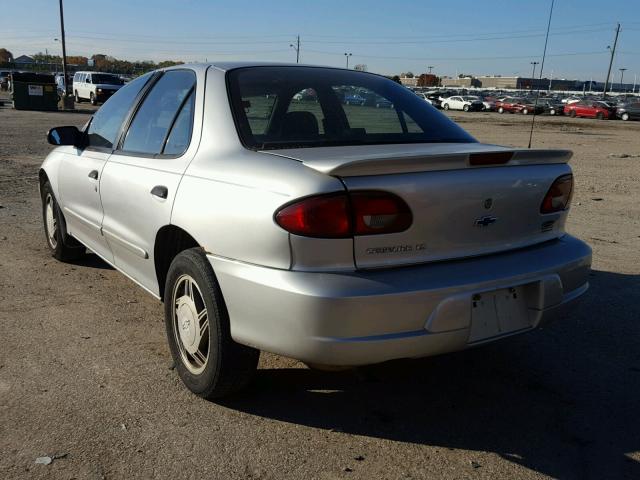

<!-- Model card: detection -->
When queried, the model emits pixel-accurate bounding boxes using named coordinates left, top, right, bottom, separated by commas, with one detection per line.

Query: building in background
left=440, top=76, right=480, bottom=87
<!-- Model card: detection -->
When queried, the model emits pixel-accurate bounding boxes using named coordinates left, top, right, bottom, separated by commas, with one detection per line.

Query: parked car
left=441, top=95, right=483, bottom=111
left=40, top=63, right=591, bottom=399
left=564, top=100, right=616, bottom=119
left=495, top=97, right=544, bottom=115
left=538, top=98, right=565, bottom=116
left=616, top=102, right=640, bottom=121
left=343, top=93, right=365, bottom=105
left=73, top=71, right=124, bottom=105
left=561, top=96, right=582, bottom=104
left=363, top=93, right=393, bottom=108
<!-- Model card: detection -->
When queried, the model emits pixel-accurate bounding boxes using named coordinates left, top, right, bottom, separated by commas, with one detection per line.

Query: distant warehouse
left=441, top=75, right=580, bottom=90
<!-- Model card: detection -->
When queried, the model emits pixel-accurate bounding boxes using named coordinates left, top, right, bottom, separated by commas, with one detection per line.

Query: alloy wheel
left=172, top=274, right=210, bottom=374
left=45, top=193, right=58, bottom=249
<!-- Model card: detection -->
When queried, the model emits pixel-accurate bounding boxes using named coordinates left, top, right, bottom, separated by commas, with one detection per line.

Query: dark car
left=538, top=98, right=565, bottom=115
left=617, top=102, right=640, bottom=121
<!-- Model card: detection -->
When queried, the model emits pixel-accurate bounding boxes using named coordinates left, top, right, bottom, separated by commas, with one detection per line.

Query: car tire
left=596, top=112, right=605, bottom=120
left=550, top=109, right=556, bottom=116
left=443, top=103, right=449, bottom=110
left=90, top=92, right=97, bottom=106
left=622, top=112, right=630, bottom=121
left=41, top=181, right=85, bottom=262
left=74, top=90, right=81, bottom=103
left=164, top=248, right=259, bottom=399
left=463, top=104, right=469, bottom=112
left=498, top=106, right=504, bottom=114
left=569, top=110, right=576, bottom=118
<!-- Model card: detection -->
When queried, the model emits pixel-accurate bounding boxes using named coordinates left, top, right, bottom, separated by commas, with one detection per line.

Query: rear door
left=58, top=72, right=153, bottom=262
left=99, top=69, right=200, bottom=295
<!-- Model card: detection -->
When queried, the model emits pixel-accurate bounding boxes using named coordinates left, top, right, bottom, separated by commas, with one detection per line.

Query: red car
left=564, top=100, right=616, bottom=120
left=495, top=97, right=544, bottom=115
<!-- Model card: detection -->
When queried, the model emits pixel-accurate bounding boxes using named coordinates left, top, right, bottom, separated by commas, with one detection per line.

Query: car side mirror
left=47, top=126, right=83, bottom=147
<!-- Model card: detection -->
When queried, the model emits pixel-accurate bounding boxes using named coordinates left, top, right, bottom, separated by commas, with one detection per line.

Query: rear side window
left=227, top=66, right=475, bottom=150
left=121, top=70, right=195, bottom=156
left=163, top=90, right=195, bottom=155
left=86, top=72, right=152, bottom=149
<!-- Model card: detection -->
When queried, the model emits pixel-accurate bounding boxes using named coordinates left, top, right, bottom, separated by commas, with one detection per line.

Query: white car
left=73, top=71, right=124, bottom=105
left=441, top=95, right=484, bottom=112
left=40, top=63, right=591, bottom=398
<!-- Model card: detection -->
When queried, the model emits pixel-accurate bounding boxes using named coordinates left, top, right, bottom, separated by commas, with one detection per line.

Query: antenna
left=527, top=0, right=555, bottom=149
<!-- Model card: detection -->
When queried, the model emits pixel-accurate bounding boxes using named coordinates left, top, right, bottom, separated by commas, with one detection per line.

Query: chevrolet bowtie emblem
left=475, top=216, right=497, bottom=227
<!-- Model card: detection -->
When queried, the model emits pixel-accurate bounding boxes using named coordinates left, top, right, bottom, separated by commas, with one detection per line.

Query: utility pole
left=603, top=22, right=621, bottom=98
left=548, top=70, right=553, bottom=91
left=619, top=67, right=627, bottom=92
left=530, top=61, right=539, bottom=89
left=344, top=52, right=352, bottom=69
left=58, top=0, right=69, bottom=102
left=289, top=35, right=300, bottom=63
left=427, top=65, right=434, bottom=74
left=633, top=74, right=637, bottom=94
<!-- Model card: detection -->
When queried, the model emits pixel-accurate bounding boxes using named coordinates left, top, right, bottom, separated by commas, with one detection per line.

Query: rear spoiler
left=318, top=149, right=572, bottom=177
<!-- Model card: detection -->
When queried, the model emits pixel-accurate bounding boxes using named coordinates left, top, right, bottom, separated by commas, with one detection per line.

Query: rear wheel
left=549, top=108, right=556, bottom=116
left=596, top=112, right=605, bottom=120
left=498, top=106, right=504, bottom=114
left=90, top=92, right=97, bottom=106
left=622, top=112, right=630, bottom=121
left=569, top=110, right=576, bottom=118
left=41, top=181, right=85, bottom=262
left=522, top=108, right=529, bottom=115
left=164, top=248, right=259, bottom=399
left=74, top=90, right=81, bottom=103
left=443, top=103, right=449, bottom=110
left=463, top=104, right=470, bottom=112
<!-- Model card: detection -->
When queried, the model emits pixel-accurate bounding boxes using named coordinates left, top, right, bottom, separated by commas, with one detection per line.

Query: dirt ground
left=1, top=93, right=639, bottom=480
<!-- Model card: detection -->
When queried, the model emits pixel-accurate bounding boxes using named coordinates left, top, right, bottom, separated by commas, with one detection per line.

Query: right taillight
left=274, top=191, right=412, bottom=238
left=541, top=174, right=573, bottom=214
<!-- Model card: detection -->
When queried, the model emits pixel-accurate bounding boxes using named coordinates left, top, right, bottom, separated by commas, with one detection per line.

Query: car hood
left=95, top=83, right=123, bottom=90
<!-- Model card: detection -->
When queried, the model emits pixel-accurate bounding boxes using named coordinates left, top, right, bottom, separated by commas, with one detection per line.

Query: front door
left=58, top=148, right=112, bottom=262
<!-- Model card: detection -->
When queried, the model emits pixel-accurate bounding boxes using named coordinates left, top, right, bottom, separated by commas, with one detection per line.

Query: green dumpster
left=11, top=72, right=58, bottom=111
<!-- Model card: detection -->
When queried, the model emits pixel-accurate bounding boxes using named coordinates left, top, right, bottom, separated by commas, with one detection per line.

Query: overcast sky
left=2, top=0, right=640, bottom=82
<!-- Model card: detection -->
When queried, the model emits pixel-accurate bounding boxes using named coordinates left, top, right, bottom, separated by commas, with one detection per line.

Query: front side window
left=86, top=72, right=153, bottom=149
left=227, top=67, right=475, bottom=150
left=121, top=70, right=195, bottom=155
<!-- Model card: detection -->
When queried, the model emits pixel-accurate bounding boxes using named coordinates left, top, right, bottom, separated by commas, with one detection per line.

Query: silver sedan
left=40, top=63, right=591, bottom=398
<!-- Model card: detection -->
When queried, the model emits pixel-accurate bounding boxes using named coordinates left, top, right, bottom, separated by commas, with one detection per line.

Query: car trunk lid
left=262, top=143, right=572, bottom=269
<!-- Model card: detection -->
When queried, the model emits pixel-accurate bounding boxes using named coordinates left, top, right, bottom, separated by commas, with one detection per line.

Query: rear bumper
left=209, top=235, right=591, bottom=365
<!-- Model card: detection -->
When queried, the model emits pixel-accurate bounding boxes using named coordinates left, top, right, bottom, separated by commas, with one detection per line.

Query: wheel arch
left=154, top=224, right=201, bottom=301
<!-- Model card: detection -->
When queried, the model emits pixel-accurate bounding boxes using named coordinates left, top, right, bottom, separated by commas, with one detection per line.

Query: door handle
left=88, top=170, right=99, bottom=180
left=150, top=185, right=168, bottom=199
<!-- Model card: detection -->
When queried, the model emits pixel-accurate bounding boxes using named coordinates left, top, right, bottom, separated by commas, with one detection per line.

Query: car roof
left=165, top=61, right=358, bottom=74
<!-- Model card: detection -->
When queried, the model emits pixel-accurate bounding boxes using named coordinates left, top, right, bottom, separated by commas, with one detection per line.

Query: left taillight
left=540, top=174, right=573, bottom=214
left=275, top=191, right=412, bottom=238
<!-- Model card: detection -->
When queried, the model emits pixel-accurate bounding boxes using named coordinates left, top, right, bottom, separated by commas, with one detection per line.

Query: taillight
left=541, top=174, right=573, bottom=214
left=350, top=191, right=412, bottom=235
left=275, top=191, right=412, bottom=238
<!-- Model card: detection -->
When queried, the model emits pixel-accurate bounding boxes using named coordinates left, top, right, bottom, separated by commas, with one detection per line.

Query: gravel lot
left=1, top=93, right=639, bottom=479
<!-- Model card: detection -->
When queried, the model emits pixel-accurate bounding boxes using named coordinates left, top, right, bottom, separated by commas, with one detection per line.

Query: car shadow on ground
left=222, top=270, right=640, bottom=479
left=69, top=252, right=114, bottom=270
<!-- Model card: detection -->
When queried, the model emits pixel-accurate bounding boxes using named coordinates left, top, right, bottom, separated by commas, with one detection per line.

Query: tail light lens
left=541, top=174, right=573, bottom=214
left=275, top=191, right=412, bottom=238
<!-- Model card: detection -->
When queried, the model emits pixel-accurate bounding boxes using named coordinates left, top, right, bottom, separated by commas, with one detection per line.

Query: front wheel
left=41, top=181, right=85, bottom=261
left=443, top=103, right=449, bottom=110
left=498, top=106, right=504, bottom=114
left=621, top=112, right=630, bottom=121
left=569, top=110, right=576, bottom=118
left=596, top=112, right=605, bottom=120
left=463, top=104, right=469, bottom=112
left=90, top=92, right=97, bottom=106
left=549, top=109, right=556, bottom=116
left=74, top=90, right=81, bottom=103
left=164, top=248, right=259, bottom=399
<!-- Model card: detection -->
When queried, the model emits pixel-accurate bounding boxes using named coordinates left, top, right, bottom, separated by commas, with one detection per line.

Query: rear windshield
left=227, top=66, right=476, bottom=150
left=92, top=74, right=124, bottom=85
